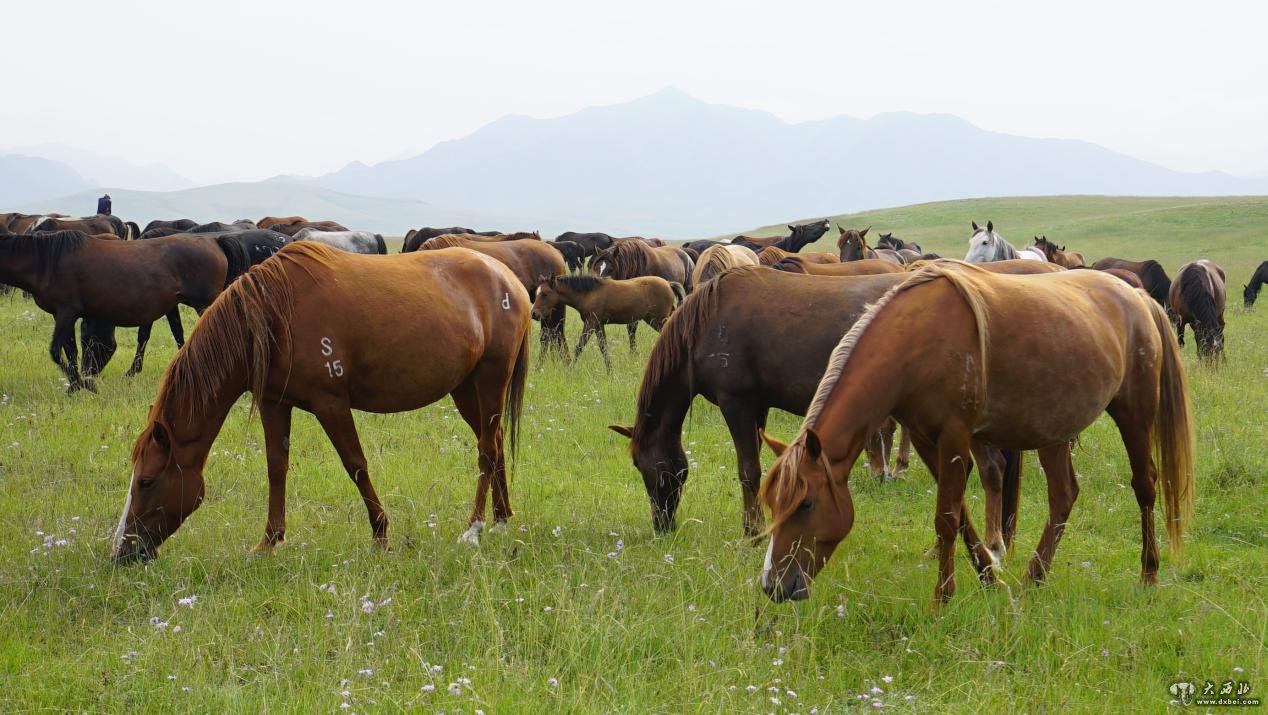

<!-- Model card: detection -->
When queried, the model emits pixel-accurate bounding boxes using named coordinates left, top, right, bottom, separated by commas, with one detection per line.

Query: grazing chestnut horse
left=1170, top=260, right=1226, bottom=361
left=732, top=219, right=830, bottom=252
left=774, top=256, right=903, bottom=276
left=113, top=242, right=531, bottom=562
left=691, top=244, right=759, bottom=286
left=421, top=233, right=568, bottom=356
left=532, top=275, right=682, bottom=370
left=758, top=246, right=840, bottom=266
left=589, top=239, right=694, bottom=292
left=1091, top=257, right=1171, bottom=308
left=0, top=231, right=228, bottom=392
left=1245, top=260, right=1268, bottom=308
left=1033, top=236, right=1085, bottom=267
left=759, top=263, right=1194, bottom=603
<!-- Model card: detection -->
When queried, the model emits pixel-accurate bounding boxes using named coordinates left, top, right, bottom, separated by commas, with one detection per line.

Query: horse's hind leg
left=50, top=313, right=88, bottom=394
left=126, top=322, right=153, bottom=377
left=252, top=401, right=293, bottom=554
left=627, top=322, right=638, bottom=351
left=895, top=425, right=911, bottom=474
left=79, top=319, right=117, bottom=378
left=1108, top=409, right=1160, bottom=585
left=864, top=429, right=889, bottom=481
left=165, top=308, right=185, bottom=347
left=970, top=444, right=1007, bottom=567
left=312, top=404, right=389, bottom=550
left=571, top=325, right=595, bottom=365
left=596, top=325, right=612, bottom=371
left=451, top=370, right=513, bottom=544
left=1026, top=442, right=1080, bottom=585
left=719, top=397, right=767, bottom=540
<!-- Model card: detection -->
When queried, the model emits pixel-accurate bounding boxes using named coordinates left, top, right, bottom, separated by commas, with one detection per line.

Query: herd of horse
left=0, top=208, right=1259, bottom=607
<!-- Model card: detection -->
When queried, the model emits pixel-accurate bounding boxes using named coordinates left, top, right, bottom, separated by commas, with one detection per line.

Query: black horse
left=553, top=231, right=615, bottom=257
left=877, top=232, right=921, bottom=253
left=401, top=226, right=500, bottom=253
left=1244, top=260, right=1268, bottom=308
left=142, top=218, right=198, bottom=234
left=731, top=219, right=831, bottom=253
left=548, top=240, right=588, bottom=272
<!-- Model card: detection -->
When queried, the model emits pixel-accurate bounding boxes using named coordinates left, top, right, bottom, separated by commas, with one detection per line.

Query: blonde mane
left=763, top=261, right=995, bottom=526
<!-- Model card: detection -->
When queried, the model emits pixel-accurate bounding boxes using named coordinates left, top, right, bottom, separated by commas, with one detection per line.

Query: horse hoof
left=457, top=521, right=484, bottom=546
left=487, top=520, right=509, bottom=535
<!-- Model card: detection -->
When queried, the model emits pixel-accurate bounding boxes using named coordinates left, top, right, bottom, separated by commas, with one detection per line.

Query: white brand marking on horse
left=320, top=337, right=334, bottom=356
left=502, top=292, right=510, bottom=309
left=760, top=537, right=775, bottom=590
left=321, top=337, right=343, bottom=377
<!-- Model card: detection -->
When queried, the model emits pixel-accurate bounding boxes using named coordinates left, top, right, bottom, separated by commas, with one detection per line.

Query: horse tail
left=668, top=281, right=686, bottom=305
left=1141, top=260, right=1172, bottom=307
left=999, top=449, right=1024, bottom=552
left=215, top=235, right=250, bottom=286
left=504, top=320, right=531, bottom=462
left=401, top=230, right=416, bottom=253
left=373, top=234, right=387, bottom=255
left=1145, top=296, right=1195, bottom=554
left=125, top=221, right=141, bottom=240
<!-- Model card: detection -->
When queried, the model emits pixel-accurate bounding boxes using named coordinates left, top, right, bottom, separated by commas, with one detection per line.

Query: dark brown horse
left=113, top=242, right=531, bottom=561
left=0, top=231, right=228, bottom=392
left=759, top=264, right=1194, bottom=604
left=421, top=234, right=568, bottom=356
left=257, top=216, right=307, bottom=230
left=1033, top=236, right=1086, bottom=267
left=836, top=226, right=904, bottom=264
left=774, top=256, right=903, bottom=276
left=551, top=232, right=615, bottom=258
left=1169, top=260, right=1226, bottom=361
left=1242, top=259, right=1268, bottom=308
left=1092, top=257, right=1171, bottom=307
left=589, top=239, right=694, bottom=292
left=402, top=227, right=502, bottom=253
left=532, top=274, right=681, bottom=370
left=876, top=232, right=921, bottom=253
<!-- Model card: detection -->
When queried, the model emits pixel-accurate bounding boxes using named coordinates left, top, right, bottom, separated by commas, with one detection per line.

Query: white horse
left=964, top=221, right=1047, bottom=262
left=292, top=228, right=386, bottom=254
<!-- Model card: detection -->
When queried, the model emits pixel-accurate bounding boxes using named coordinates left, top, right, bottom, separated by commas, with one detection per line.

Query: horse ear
left=788, top=225, right=796, bottom=232
left=759, top=429, right=788, bottom=457
left=836, top=224, right=846, bottom=235
left=860, top=226, right=870, bottom=238
left=972, top=221, right=979, bottom=231
left=151, top=422, right=170, bottom=450
left=608, top=424, right=634, bottom=439
left=804, top=428, right=823, bottom=461
left=987, top=221, right=993, bottom=232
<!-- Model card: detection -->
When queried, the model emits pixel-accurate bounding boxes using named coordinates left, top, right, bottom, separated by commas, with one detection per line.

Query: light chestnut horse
left=759, top=263, right=1194, bottom=604
left=774, top=256, right=903, bottom=276
left=532, top=274, right=682, bottom=370
left=113, top=242, right=532, bottom=562
left=691, top=244, right=759, bottom=286
left=1169, top=259, right=1226, bottom=361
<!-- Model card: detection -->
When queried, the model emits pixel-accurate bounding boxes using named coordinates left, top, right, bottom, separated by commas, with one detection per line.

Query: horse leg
left=450, top=374, right=512, bottom=544
left=1108, top=410, right=1161, bottom=585
left=79, top=319, right=117, bottom=378
left=166, top=308, right=185, bottom=347
left=970, top=444, right=1007, bottom=570
left=910, top=432, right=989, bottom=584
left=312, top=404, right=389, bottom=550
left=1174, top=315, right=1186, bottom=346
left=719, top=397, right=766, bottom=540
left=596, top=324, right=612, bottom=372
left=1026, top=442, right=1080, bottom=585
left=930, top=427, right=973, bottom=602
left=252, top=401, right=293, bottom=554
left=864, top=429, right=889, bottom=481
left=895, top=424, right=912, bottom=474
left=571, top=324, right=595, bottom=365
left=126, top=322, right=153, bottom=377
left=627, top=322, right=638, bottom=351
left=49, top=313, right=86, bottom=393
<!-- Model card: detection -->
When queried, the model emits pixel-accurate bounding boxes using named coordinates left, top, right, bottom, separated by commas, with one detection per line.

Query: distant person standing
left=96, top=193, right=112, bottom=215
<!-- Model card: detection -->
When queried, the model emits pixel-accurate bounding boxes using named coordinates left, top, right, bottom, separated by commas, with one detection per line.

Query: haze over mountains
left=9, top=88, right=1268, bottom=238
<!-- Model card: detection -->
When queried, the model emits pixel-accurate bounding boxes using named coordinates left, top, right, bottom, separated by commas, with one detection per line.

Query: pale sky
left=5, top=0, right=1266, bottom=184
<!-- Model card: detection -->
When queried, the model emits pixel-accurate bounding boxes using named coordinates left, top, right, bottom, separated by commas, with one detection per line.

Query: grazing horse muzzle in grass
left=113, top=242, right=532, bottom=560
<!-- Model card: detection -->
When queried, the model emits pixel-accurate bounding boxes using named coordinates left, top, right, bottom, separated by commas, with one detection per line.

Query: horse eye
left=138, top=478, right=156, bottom=490
left=797, top=497, right=815, bottom=513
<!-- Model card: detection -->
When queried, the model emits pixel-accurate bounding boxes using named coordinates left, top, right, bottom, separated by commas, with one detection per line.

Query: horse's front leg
left=253, top=401, right=294, bottom=554
left=596, top=324, right=612, bottom=372
left=627, top=322, right=638, bottom=351
left=312, top=402, right=389, bottom=550
left=932, top=427, right=973, bottom=604
left=126, top=322, right=152, bottom=377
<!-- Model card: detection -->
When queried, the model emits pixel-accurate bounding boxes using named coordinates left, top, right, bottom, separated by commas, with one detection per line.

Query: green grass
left=2, top=196, right=1265, bottom=712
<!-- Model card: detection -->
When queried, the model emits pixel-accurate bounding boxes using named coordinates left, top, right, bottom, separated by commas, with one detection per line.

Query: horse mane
left=136, top=242, right=342, bottom=457
left=696, top=245, right=741, bottom=282
left=422, top=234, right=468, bottom=249
left=553, top=274, right=608, bottom=293
left=1176, top=263, right=1221, bottom=330
left=758, top=246, right=790, bottom=266
left=1139, top=259, right=1172, bottom=306
left=0, top=230, right=88, bottom=279
left=605, top=239, right=651, bottom=277
left=762, top=262, right=993, bottom=527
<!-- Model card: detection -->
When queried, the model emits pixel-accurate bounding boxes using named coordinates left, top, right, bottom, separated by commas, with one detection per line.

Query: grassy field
left=1, top=196, right=1265, bottom=712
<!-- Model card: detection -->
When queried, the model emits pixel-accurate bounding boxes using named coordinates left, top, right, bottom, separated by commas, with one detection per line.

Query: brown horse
left=836, top=226, right=904, bottom=264
left=774, top=256, right=903, bottom=276
left=32, top=214, right=128, bottom=238
left=589, top=239, right=694, bottom=292
left=1091, top=257, right=1171, bottom=307
left=691, top=244, right=759, bottom=286
left=270, top=220, right=349, bottom=237
left=0, top=231, right=228, bottom=392
left=1169, top=260, right=1226, bottom=361
left=759, top=263, right=1194, bottom=604
left=758, top=246, right=839, bottom=266
left=1245, top=260, right=1268, bottom=308
left=420, top=233, right=568, bottom=356
left=113, top=242, right=531, bottom=562
left=1033, top=236, right=1086, bottom=267
left=532, top=274, right=681, bottom=370
left=257, top=216, right=307, bottom=230
left=1104, top=268, right=1145, bottom=289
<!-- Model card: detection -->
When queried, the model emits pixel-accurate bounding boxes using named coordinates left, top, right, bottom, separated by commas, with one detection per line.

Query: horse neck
left=156, top=370, right=248, bottom=473
left=631, top=363, right=693, bottom=467
left=0, top=241, right=46, bottom=292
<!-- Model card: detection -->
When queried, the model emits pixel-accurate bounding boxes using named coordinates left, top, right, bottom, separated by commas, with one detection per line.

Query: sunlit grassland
left=1, top=196, right=1265, bottom=712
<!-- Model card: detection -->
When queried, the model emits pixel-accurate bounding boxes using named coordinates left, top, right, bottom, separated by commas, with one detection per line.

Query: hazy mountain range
left=9, top=88, right=1268, bottom=237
